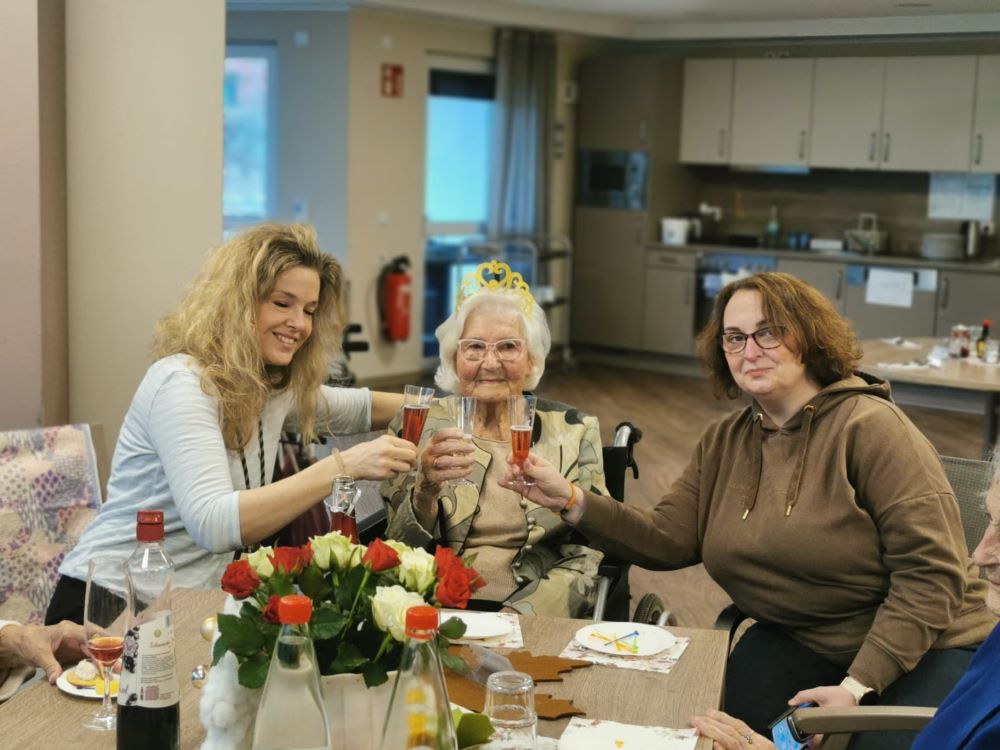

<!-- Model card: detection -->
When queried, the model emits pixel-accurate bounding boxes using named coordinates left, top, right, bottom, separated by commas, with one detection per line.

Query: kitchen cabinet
left=571, top=207, right=646, bottom=349
left=809, top=58, right=886, bottom=170
left=679, top=59, right=734, bottom=165
left=935, top=271, right=1000, bottom=336
left=843, top=266, right=938, bottom=339
left=641, top=251, right=697, bottom=355
left=731, top=59, right=814, bottom=167
left=881, top=56, right=977, bottom=172
left=972, top=55, right=1000, bottom=173
left=776, top=258, right=846, bottom=314
left=577, top=56, right=658, bottom=151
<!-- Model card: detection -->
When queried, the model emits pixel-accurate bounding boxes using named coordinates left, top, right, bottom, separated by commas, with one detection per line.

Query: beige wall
left=346, top=10, right=493, bottom=382
left=0, top=0, right=45, bottom=428
left=66, top=0, right=225, bottom=453
left=226, top=11, right=350, bottom=261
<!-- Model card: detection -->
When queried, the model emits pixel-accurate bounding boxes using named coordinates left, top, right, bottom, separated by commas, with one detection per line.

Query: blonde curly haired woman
left=47, top=224, right=416, bottom=623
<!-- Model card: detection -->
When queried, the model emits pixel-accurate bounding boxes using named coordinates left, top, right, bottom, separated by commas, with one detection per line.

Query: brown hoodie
left=578, top=373, right=994, bottom=692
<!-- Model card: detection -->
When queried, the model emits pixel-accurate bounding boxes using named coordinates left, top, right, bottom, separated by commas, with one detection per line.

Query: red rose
left=300, top=541, right=314, bottom=567
left=269, top=546, right=306, bottom=575
left=435, top=563, right=485, bottom=609
left=434, top=545, right=461, bottom=578
left=262, top=594, right=281, bottom=624
left=221, top=559, right=261, bottom=599
left=361, top=538, right=400, bottom=572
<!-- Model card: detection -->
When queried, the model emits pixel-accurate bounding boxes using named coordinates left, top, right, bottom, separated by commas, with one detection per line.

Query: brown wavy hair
left=696, top=272, right=862, bottom=400
left=154, top=223, right=345, bottom=449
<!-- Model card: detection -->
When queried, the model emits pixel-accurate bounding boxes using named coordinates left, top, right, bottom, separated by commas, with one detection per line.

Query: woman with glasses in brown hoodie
left=502, top=272, right=994, bottom=750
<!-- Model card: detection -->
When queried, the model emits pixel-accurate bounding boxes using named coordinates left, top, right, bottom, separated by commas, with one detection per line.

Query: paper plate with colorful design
left=574, top=622, right=675, bottom=657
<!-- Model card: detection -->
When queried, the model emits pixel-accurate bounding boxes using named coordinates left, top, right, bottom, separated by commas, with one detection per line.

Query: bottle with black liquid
left=117, top=510, right=180, bottom=750
left=977, top=319, right=991, bottom=360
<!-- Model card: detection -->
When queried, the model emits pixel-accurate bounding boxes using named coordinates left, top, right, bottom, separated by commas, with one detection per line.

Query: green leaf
left=336, top=566, right=368, bottom=610
left=329, top=641, right=368, bottom=673
left=211, top=633, right=229, bottom=666
left=237, top=652, right=270, bottom=689
left=217, top=613, right=265, bottom=656
left=362, top=661, right=389, bottom=688
left=268, top=572, right=295, bottom=598
left=438, top=616, right=467, bottom=640
left=298, top=565, right=325, bottom=599
left=440, top=648, right=469, bottom=675
left=310, top=606, right=348, bottom=640
left=240, top=601, right=261, bottom=619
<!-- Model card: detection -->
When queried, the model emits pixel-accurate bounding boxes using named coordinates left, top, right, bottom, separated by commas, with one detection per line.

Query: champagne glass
left=83, top=556, right=128, bottom=731
left=449, top=395, right=477, bottom=487
left=508, top=395, right=537, bottom=489
left=402, top=385, right=434, bottom=478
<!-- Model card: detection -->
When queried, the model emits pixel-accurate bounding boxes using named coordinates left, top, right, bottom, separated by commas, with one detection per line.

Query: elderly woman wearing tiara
left=382, top=261, right=608, bottom=617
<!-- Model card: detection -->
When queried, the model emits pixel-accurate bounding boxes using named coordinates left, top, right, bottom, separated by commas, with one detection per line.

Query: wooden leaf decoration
left=444, top=671, right=585, bottom=720
left=505, top=649, right=592, bottom=682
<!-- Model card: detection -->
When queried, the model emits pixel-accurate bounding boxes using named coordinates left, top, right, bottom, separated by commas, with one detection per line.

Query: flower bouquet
left=214, top=534, right=485, bottom=688
left=201, top=534, right=487, bottom=750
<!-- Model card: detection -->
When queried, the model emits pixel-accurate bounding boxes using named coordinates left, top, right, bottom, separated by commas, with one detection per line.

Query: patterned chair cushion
left=0, top=424, right=102, bottom=624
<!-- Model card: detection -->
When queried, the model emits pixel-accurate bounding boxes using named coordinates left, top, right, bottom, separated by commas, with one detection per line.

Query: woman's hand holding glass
left=339, top=434, right=418, bottom=480
left=498, top=451, right=584, bottom=521
left=418, top=427, right=476, bottom=486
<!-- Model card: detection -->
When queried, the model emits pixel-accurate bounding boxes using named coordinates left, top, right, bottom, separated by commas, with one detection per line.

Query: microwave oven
left=576, top=150, right=648, bottom=210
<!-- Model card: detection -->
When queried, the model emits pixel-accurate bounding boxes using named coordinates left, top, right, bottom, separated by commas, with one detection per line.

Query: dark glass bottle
left=117, top=510, right=180, bottom=750
left=977, top=319, right=991, bottom=360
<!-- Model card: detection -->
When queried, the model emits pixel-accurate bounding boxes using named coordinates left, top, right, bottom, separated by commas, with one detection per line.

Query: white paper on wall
left=928, top=172, right=996, bottom=221
left=866, top=268, right=914, bottom=308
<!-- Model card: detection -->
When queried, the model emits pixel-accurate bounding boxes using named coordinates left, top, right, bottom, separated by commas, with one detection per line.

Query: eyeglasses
left=457, top=338, right=526, bottom=362
left=720, top=326, right=786, bottom=353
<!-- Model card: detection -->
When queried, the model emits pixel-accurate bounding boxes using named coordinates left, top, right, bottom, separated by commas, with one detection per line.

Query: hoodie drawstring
left=783, top=404, right=816, bottom=517
left=741, top=412, right=765, bottom=520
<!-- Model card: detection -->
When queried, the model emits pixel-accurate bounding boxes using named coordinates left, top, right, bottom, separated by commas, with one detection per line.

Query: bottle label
left=118, top=611, right=179, bottom=708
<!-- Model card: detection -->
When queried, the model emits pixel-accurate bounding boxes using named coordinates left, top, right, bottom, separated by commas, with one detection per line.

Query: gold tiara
left=456, top=260, right=535, bottom=318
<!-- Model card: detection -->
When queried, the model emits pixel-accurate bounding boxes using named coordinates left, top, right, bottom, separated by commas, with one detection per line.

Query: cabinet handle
left=868, top=132, right=877, bottom=163
left=835, top=269, right=843, bottom=300
left=940, top=277, right=950, bottom=310
left=798, top=130, right=807, bottom=161
left=882, top=133, right=891, bottom=163
left=975, top=134, right=983, bottom=166
left=718, top=129, right=726, bottom=158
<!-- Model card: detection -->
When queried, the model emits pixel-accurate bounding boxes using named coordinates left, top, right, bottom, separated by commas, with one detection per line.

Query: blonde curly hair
left=154, top=223, right=344, bottom=450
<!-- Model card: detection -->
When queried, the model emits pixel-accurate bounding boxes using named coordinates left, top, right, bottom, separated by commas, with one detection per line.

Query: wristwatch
left=841, top=676, right=878, bottom=705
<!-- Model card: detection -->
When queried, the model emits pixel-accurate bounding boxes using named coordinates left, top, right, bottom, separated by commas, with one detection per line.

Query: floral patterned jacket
left=381, top=397, right=608, bottom=617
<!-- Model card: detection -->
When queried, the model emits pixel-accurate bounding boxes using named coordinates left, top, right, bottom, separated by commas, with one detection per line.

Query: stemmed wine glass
left=449, top=395, right=477, bottom=487
left=83, top=556, right=128, bottom=731
left=401, top=385, right=434, bottom=478
left=508, top=395, right=537, bottom=490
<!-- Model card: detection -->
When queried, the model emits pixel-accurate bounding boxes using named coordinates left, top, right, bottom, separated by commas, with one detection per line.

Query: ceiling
left=231, top=0, right=1000, bottom=38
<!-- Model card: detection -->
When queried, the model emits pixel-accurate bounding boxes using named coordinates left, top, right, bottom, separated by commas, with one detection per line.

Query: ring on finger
left=741, top=731, right=754, bottom=745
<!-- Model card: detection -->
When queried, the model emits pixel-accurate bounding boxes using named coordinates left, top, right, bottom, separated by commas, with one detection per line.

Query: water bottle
left=117, top=510, right=180, bottom=750
left=252, top=595, right=331, bottom=750
left=326, top=475, right=360, bottom=543
left=380, top=605, right=458, bottom=750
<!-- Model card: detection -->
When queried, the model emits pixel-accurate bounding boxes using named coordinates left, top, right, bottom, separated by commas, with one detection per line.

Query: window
left=223, top=44, right=277, bottom=231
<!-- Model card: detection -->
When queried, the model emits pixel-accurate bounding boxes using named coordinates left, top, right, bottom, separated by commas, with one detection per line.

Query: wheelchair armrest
left=714, top=602, right=748, bottom=646
left=794, top=706, right=935, bottom=736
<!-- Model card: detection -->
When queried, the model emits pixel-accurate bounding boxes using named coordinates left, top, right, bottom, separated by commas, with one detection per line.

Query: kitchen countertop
left=648, top=242, right=1000, bottom=274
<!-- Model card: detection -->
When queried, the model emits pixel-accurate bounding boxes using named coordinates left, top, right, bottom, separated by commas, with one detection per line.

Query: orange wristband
left=563, top=482, right=578, bottom=513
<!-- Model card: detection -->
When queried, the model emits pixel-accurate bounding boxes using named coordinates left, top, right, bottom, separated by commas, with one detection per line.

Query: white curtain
left=488, top=29, right=555, bottom=238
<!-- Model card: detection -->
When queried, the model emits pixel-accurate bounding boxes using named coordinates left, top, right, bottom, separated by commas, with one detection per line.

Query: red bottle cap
left=279, top=595, right=313, bottom=625
left=136, top=510, right=164, bottom=542
left=984, top=319, right=992, bottom=326
left=405, top=605, right=439, bottom=639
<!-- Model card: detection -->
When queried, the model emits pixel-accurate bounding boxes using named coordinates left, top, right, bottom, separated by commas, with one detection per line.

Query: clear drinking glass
left=483, top=670, right=537, bottom=750
left=83, top=557, right=128, bottom=731
left=507, top=395, right=537, bottom=489
left=450, top=395, right=477, bottom=487
left=402, top=385, right=435, bottom=478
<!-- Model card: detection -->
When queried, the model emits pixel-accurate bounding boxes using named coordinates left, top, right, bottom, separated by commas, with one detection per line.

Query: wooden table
left=861, top=337, right=1000, bottom=456
left=0, top=589, right=728, bottom=749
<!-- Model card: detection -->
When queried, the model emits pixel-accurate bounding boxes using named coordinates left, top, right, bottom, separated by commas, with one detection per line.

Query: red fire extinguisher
left=378, top=255, right=411, bottom=342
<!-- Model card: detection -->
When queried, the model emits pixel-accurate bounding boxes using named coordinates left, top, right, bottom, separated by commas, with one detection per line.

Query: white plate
left=445, top=611, right=513, bottom=640
left=56, top=670, right=119, bottom=700
left=574, top=622, right=676, bottom=657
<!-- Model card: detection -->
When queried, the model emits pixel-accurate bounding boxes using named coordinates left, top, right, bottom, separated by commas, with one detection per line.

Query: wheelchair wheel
left=633, top=593, right=675, bottom=626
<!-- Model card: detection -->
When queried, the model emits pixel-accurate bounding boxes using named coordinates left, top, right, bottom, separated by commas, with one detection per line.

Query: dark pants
left=724, top=623, right=977, bottom=750
left=44, top=575, right=87, bottom=625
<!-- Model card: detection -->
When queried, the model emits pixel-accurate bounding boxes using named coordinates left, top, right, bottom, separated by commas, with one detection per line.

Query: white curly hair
left=433, top=291, right=551, bottom=394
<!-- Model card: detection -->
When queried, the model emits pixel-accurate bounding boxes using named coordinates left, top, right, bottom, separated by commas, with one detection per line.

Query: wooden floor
left=536, top=363, right=984, bottom=628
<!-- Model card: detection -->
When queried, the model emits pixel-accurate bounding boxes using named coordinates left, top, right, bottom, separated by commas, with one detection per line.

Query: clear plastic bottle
left=326, top=475, right=360, bottom=543
left=252, top=595, right=331, bottom=750
left=117, top=510, right=180, bottom=750
left=380, top=606, right=458, bottom=750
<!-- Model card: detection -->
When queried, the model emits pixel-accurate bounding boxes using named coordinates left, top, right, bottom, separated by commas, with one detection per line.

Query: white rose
left=397, top=547, right=437, bottom=595
left=245, top=546, right=274, bottom=578
left=371, top=585, right=426, bottom=642
left=311, top=532, right=364, bottom=571
left=383, top=539, right=413, bottom=558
